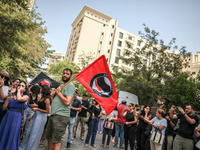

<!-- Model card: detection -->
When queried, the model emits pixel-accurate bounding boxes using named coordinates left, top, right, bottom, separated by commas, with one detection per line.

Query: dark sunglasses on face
left=0, top=75, right=8, bottom=80
left=129, top=105, right=132, bottom=107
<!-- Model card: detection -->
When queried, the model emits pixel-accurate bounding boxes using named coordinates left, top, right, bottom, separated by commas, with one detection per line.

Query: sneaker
left=120, top=146, right=124, bottom=149
left=67, top=143, right=71, bottom=149
left=113, top=145, right=117, bottom=148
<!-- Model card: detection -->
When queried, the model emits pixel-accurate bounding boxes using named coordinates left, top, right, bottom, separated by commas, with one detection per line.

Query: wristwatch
left=73, top=107, right=74, bottom=110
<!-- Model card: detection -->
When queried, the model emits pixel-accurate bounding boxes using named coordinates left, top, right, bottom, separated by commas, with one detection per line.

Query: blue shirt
left=152, top=117, right=167, bottom=135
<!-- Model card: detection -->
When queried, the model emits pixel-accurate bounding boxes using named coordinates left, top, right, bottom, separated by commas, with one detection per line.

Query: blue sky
left=35, top=0, right=200, bottom=55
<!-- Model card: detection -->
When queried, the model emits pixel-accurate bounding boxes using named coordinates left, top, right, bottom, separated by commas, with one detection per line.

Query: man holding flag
left=45, top=68, right=75, bottom=150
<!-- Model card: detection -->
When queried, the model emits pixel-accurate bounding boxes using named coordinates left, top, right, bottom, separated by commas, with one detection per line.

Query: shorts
left=45, top=115, right=69, bottom=143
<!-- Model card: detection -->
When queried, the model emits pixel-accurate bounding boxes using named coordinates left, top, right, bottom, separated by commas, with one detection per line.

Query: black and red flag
left=75, top=55, right=118, bottom=115
left=29, top=71, right=60, bottom=88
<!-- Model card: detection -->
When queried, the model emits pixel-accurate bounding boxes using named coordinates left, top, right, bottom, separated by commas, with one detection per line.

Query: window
left=136, top=48, right=140, bottom=53
left=137, top=40, right=141, bottom=46
left=123, top=61, right=129, bottom=65
left=109, top=41, right=111, bottom=45
left=119, top=32, right=123, bottom=39
left=125, top=52, right=130, bottom=57
left=189, top=59, right=191, bottom=61
left=112, top=25, right=114, bottom=28
left=126, top=43, right=132, bottom=49
left=103, top=24, right=105, bottom=27
left=100, top=41, right=102, bottom=44
left=153, top=47, right=157, bottom=52
left=192, top=72, right=196, bottom=75
left=98, top=50, right=100, bottom=53
left=118, top=40, right=122, bottom=47
left=152, top=55, right=156, bottom=60
left=128, top=36, right=132, bottom=40
left=189, top=66, right=190, bottom=68
left=106, top=58, right=108, bottom=62
left=115, top=57, right=119, bottom=64
left=102, top=32, right=104, bottom=35
left=111, top=33, right=113, bottom=36
left=145, top=44, right=149, bottom=48
left=116, top=49, right=121, bottom=55
left=113, top=66, right=118, bottom=72
left=108, top=49, right=110, bottom=53
left=143, top=60, right=147, bottom=65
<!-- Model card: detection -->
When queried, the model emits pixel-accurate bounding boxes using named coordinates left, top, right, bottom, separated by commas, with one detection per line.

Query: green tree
left=77, top=51, right=95, bottom=70
left=113, top=24, right=191, bottom=105
left=165, top=73, right=199, bottom=110
left=0, top=2, right=53, bottom=78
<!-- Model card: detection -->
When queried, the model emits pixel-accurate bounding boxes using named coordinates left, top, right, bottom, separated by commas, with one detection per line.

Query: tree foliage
left=165, top=73, right=200, bottom=110
left=0, top=1, right=53, bottom=78
left=113, top=24, right=192, bottom=105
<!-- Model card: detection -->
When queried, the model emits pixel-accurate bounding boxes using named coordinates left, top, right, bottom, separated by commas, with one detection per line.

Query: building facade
left=47, top=53, right=65, bottom=69
left=64, top=6, right=183, bottom=73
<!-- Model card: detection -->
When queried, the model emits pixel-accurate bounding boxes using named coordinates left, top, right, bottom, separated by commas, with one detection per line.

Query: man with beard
left=74, top=94, right=90, bottom=141
left=45, top=68, right=75, bottom=150
left=170, top=104, right=198, bottom=150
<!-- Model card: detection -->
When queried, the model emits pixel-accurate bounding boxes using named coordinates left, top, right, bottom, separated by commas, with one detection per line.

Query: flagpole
left=60, top=76, right=76, bottom=90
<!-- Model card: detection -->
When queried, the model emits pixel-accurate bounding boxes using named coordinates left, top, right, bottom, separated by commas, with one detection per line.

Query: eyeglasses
left=51, top=89, right=55, bottom=91
left=129, top=105, right=132, bottom=107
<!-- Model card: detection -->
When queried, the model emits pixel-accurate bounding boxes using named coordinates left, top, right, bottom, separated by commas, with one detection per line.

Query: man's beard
left=62, top=77, right=70, bottom=82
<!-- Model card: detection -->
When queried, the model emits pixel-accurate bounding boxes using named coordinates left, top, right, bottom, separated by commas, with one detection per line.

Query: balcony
left=125, top=38, right=134, bottom=45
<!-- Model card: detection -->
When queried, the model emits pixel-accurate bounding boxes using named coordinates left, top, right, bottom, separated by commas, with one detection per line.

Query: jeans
left=67, top=117, right=76, bottom=143
left=85, top=117, right=99, bottom=146
left=115, top=122, right=124, bottom=147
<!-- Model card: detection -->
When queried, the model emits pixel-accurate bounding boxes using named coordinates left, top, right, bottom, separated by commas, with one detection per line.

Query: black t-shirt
left=38, top=99, right=46, bottom=110
left=177, top=113, right=198, bottom=139
left=70, top=98, right=81, bottom=117
left=78, top=100, right=90, bottom=117
left=138, top=113, right=151, bottom=130
left=29, top=94, right=38, bottom=105
left=167, top=119, right=177, bottom=136
left=88, top=105, right=102, bottom=117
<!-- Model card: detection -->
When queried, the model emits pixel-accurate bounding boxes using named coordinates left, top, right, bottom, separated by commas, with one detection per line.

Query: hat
left=0, top=70, right=9, bottom=79
left=83, top=94, right=87, bottom=97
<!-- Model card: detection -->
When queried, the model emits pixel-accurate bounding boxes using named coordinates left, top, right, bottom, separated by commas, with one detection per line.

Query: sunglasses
left=51, top=89, right=55, bottom=91
left=129, top=105, right=132, bottom=107
left=0, top=75, right=8, bottom=80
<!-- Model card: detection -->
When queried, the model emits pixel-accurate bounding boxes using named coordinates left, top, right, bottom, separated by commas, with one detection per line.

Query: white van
left=117, top=90, right=139, bottom=105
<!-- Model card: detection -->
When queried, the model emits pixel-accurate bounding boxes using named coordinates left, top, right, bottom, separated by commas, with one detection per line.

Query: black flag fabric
left=29, top=71, right=60, bottom=88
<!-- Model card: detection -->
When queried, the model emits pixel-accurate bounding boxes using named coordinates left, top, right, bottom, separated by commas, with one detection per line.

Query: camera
left=173, top=106, right=179, bottom=111
left=164, top=98, right=170, bottom=105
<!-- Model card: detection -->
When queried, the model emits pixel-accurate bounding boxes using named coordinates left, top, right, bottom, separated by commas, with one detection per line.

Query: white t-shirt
left=0, top=85, right=9, bottom=103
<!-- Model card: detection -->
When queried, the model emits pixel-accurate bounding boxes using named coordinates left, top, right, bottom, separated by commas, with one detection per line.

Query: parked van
left=117, top=90, right=139, bottom=105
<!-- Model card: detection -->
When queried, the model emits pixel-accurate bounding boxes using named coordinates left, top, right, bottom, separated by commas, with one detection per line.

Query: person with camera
left=136, top=105, right=152, bottom=150
left=159, top=99, right=178, bottom=150
left=169, top=104, right=198, bottom=150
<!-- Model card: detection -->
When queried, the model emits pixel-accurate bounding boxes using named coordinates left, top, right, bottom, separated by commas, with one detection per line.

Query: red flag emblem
left=76, top=55, right=118, bottom=115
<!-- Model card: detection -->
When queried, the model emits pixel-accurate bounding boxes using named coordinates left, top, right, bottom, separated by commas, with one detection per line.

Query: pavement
left=37, top=127, right=126, bottom=150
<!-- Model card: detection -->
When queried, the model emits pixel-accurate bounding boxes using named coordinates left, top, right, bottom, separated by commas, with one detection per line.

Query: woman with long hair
left=85, top=100, right=102, bottom=147
left=121, top=103, right=137, bottom=150
left=147, top=109, right=167, bottom=150
left=137, top=105, right=152, bottom=150
left=19, top=84, right=50, bottom=150
left=0, top=80, right=29, bottom=150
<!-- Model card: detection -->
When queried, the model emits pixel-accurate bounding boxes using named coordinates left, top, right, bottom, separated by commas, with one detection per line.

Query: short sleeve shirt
left=70, top=98, right=81, bottom=117
left=51, top=82, right=75, bottom=117
left=0, top=85, right=9, bottom=103
left=116, top=105, right=128, bottom=124
left=177, top=113, right=198, bottom=139
left=152, top=117, right=167, bottom=135
left=107, top=110, right=118, bottom=119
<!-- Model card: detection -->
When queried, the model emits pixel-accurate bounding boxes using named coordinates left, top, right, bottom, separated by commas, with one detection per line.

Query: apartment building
left=65, top=6, right=178, bottom=72
left=47, top=53, right=65, bottom=69
left=182, top=51, right=200, bottom=78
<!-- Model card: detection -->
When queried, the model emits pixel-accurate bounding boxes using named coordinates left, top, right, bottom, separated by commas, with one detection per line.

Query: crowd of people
left=0, top=69, right=200, bottom=150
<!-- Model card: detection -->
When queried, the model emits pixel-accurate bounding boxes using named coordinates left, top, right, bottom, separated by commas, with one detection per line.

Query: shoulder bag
left=103, top=118, right=114, bottom=130
left=150, top=129, right=165, bottom=145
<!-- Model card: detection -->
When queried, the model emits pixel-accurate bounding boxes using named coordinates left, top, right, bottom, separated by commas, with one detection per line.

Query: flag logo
left=90, top=73, right=113, bottom=98
left=40, top=79, right=51, bottom=86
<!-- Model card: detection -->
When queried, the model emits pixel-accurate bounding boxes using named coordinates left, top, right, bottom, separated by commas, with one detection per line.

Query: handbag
left=150, top=129, right=165, bottom=145
left=20, top=103, right=24, bottom=140
left=103, top=119, right=114, bottom=130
